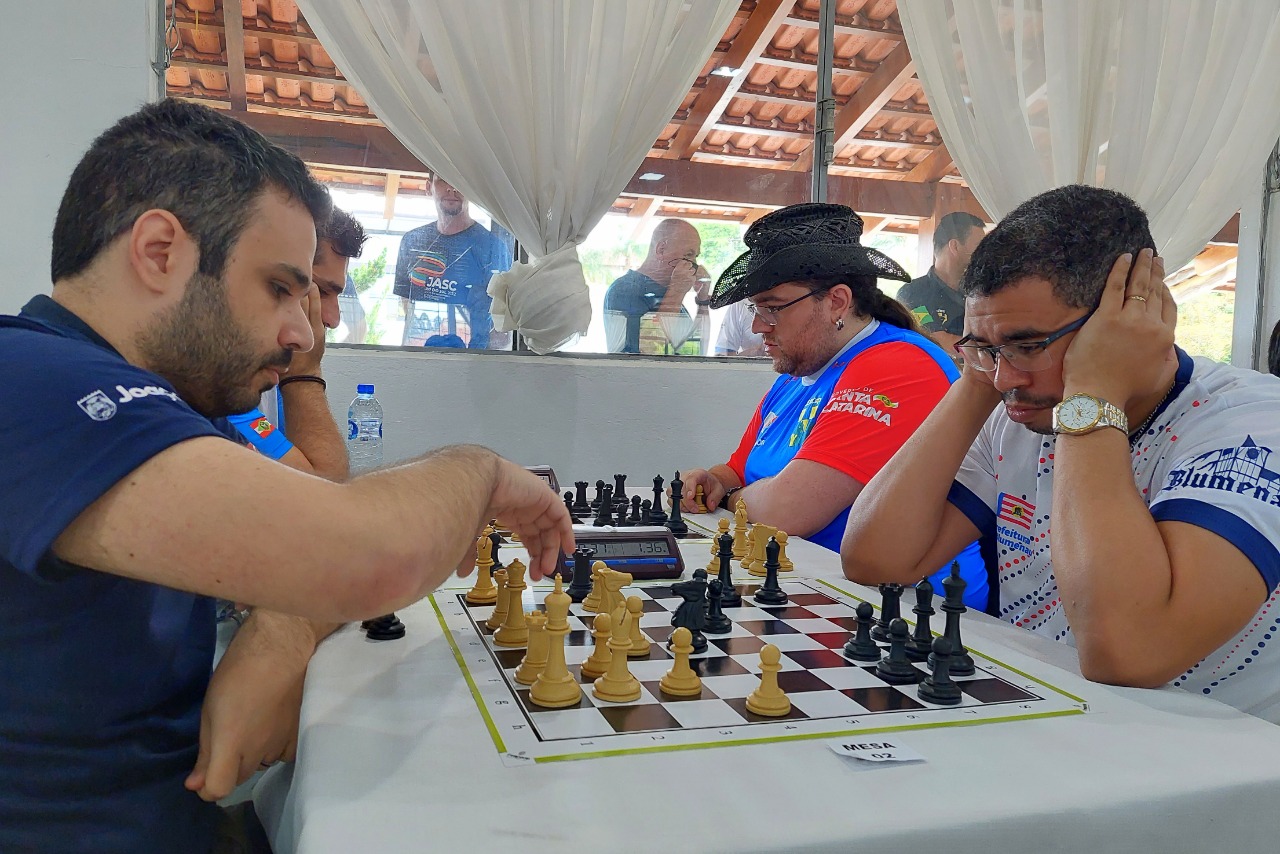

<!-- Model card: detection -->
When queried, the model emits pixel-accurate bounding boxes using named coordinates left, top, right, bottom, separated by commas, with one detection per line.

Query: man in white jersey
left=842, top=185, right=1280, bottom=721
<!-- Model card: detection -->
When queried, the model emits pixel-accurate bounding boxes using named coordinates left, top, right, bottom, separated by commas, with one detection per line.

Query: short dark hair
left=319, top=207, right=367, bottom=260
left=961, top=185, right=1157, bottom=308
left=51, top=98, right=331, bottom=283
left=932, top=211, right=985, bottom=253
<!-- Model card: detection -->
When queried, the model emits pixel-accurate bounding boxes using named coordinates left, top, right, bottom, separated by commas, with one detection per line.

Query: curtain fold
left=298, top=0, right=739, bottom=352
left=900, top=0, right=1280, bottom=272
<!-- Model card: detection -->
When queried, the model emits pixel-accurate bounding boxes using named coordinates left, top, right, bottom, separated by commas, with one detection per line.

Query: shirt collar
left=801, top=319, right=880, bottom=386
left=19, top=294, right=122, bottom=357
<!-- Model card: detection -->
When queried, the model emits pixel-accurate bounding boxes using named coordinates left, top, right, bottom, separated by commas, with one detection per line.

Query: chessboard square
left=811, top=666, right=893, bottom=690
left=783, top=648, right=854, bottom=671
left=775, top=669, right=838, bottom=694
left=788, top=689, right=866, bottom=719
left=531, top=707, right=615, bottom=740
left=625, top=643, right=672, bottom=662
left=960, top=678, right=1039, bottom=704
left=782, top=592, right=839, bottom=606
left=721, top=605, right=774, bottom=622
left=710, top=635, right=767, bottom=656
left=690, top=655, right=751, bottom=678
left=565, top=629, right=593, bottom=647
left=661, top=698, right=747, bottom=729
left=810, top=631, right=854, bottom=650
left=735, top=619, right=800, bottom=637
left=639, top=680, right=721, bottom=703
left=753, top=633, right=823, bottom=653
left=731, top=652, right=805, bottom=673
left=493, top=649, right=526, bottom=669
left=723, top=696, right=810, bottom=724
left=807, top=604, right=859, bottom=619
left=596, top=702, right=683, bottom=733
left=750, top=605, right=818, bottom=621
left=824, top=616, right=862, bottom=632
left=781, top=618, right=847, bottom=635
left=514, top=686, right=594, bottom=713
left=638, top=585, right=678, bottom=599
left=842, top=685, right=928, bottom=713
left=638, top=611, right=673, bottom=629
left=646, top=625, right=674, bottom=644
left=582, top=682, right=662, bottom=708
left=629, top=659, right=679, bottom=681
left=627, top=597, right=671, bottom=614
left=699, top=673, right=763, bottom=699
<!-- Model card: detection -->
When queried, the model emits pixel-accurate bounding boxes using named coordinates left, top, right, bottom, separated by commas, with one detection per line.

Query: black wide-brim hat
left=709, top=202, right=911, bottom=309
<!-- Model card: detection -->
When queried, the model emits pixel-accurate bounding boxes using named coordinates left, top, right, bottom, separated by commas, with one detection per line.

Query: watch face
left=1058, top=395, right=1101, bottom=431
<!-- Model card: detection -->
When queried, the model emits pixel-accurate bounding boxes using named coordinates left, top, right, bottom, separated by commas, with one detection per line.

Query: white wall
left=0, top=0, right=158, bottom=314
left=306, top=348, right=776, bottom=482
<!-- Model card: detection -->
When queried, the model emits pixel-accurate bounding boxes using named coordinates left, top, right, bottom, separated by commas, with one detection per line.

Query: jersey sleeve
left=1149, top=432, right=1280, bottom=591
left=727, top=397, right=765, bottom=482
left=793, top=341, right=952, bottom=485
left=225, top=409, right=294, bottom=461
left=949, top=407, right=1000, bottom=536
left=0, top=335, right=228, bottom=575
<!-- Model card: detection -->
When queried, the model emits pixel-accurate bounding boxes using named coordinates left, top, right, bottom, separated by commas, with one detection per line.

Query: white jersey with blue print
left=949, top=349, right=1280, bottom=721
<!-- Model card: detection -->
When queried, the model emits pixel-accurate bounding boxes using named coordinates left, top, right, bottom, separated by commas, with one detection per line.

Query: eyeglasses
left=745, top=288, right=828, bottom=327
left=953, top=312, right=1092, bottom=372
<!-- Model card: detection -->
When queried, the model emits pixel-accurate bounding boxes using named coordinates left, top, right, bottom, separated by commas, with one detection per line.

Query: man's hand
left=185, top=612, right=315, bottom=802
left=477, top=460, right=576, bottom=581
left=1063, top=249, right=1176, bottom=408
left=676, top=468, right=727, bottom=511
left=287, top=286, right=326, bottom=378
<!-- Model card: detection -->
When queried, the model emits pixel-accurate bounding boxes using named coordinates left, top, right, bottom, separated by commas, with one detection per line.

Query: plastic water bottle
left=347, top=384, right=383, bottom=473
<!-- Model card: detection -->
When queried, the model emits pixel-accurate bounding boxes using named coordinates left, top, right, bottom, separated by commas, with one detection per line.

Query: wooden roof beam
left=904, top=143, right=955, bottom=182
left=791, top=41, right=915, bottom=172
left=222, top=1, right=248, bottom=112
left=666, top=0, right=796, bottom=160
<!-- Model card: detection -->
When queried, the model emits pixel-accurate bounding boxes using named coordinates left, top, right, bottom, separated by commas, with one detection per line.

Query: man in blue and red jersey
left=676, top=203, right=987, bottom=609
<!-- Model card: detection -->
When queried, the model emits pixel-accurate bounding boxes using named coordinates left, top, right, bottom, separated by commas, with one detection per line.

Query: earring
left=835, top=318, right=845, bottom=331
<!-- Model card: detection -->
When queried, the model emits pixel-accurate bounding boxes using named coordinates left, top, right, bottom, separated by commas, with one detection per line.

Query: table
left=256, top=514, right=1280, bottom=853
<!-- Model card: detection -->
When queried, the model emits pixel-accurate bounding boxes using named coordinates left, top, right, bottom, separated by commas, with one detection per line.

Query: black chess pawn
left=871, top=583, right=903, bottom=643
left=489, top=528, right=504, bottom=571
left=715, top=530, right=741, bottom=607
left=930, top=562, right=976, bottom=677
left=625, top=495, right=641, bottom=525
left=918, top=637, right=963, bottom=705
left=590, top=479, right=606, bottom=510
left=649, top=475, right=668, bottom=524
left=564, top=491, right=580, bottom=524
left=365, top=613, right=406, bottom=641
left=573, top=481, right=591, bottom=516
left=593, top=485, right=615, bottom=527
left=843, top=601, right=881, bottom=662
left=666, top=472, right=688, bottom=535
left=705, top=578, right=732, bottom=634
left=753, top=537, right=789, bottom=605
left=875, top=619, right=920, bottom=684
left=613, top=474, right=628, bottom=502
left=904, top=579, right=935, bottom=662
left=640, top=498, right=653, bottom=526
left=612, top=497, right=631, bottom=527
left=566, top=545, right=596, bottom=603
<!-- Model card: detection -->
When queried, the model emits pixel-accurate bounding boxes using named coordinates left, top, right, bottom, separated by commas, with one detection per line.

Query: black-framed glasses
left=954, top=312, right=1093, bottom=372
left=745, top=288, right=829, bottom=327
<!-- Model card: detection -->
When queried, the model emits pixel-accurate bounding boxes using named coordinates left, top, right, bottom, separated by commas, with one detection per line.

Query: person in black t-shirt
left=895, top=211, right=985, bottom=353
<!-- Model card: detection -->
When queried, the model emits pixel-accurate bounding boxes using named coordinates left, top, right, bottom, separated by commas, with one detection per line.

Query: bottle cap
left=357, top=384, right=375, bottom=394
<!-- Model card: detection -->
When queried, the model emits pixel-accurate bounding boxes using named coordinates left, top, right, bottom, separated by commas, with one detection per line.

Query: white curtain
left=297, top=0, right=738, bottom=353
left=900, top=0, right=1280, bottom=271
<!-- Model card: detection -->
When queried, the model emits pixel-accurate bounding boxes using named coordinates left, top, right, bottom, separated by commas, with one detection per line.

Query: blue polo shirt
left=0, top=296, right=228, bottom=853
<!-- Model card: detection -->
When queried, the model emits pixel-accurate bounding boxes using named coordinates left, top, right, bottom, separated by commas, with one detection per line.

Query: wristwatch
left=1052, top=393, right=1128, bottom=435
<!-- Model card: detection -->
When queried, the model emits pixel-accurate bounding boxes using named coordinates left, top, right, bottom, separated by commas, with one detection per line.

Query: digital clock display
left=581, top=539, right=671, bottom=558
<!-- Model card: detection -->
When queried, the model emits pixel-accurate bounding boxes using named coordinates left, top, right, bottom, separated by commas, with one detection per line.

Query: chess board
left=430, top=578, right=1087, bottom=765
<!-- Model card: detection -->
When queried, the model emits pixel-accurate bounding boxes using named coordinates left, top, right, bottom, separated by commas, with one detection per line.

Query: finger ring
left=1127, top=295, right=1147, bottom=302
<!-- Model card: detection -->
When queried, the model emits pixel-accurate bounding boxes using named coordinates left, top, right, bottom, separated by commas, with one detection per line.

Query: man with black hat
left=676, top=203, right=987, bottom=609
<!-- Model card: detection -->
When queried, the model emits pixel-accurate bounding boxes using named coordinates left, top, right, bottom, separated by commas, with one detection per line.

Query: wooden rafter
left=904, top=143, right=955, bottom=182
left=222, top=1, right=248, bottom=111
left=782, top=7, right=905, bottom=41
left=665, top=0, right=796, bottom=160
left=791, top=41, right=915, bottom=172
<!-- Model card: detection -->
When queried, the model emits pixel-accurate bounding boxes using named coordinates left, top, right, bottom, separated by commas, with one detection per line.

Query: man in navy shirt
left=0, top=99, right=573, bottom=853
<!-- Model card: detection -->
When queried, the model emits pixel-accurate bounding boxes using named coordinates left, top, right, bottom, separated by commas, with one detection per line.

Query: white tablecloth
left=257, top=514, right=1280, bottom=853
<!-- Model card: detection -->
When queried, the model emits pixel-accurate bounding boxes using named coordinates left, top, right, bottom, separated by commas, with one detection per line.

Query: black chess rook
left=567, top=545, right=596, bottom=602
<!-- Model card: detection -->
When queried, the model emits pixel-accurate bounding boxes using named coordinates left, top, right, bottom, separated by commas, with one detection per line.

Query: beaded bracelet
left=277, top=375, right=327, bottom=390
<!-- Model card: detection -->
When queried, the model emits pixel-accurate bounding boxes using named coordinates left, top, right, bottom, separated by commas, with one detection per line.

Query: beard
left=1002, top=390, right=1061, bottom=435
left=136, top=271, right=292, bottom=418
left=437, top=197, right=465, bottom=217
left=770, top=304, right=843, bottom=377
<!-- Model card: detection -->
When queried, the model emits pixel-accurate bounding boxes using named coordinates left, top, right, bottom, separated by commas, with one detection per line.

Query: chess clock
left=557, top=528, right=685, bottom=581
left=526, top=465, right=560, bottom=492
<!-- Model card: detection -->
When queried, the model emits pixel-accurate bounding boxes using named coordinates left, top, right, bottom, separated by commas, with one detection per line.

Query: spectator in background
left=394, top=175, right=515, bottom=349
left=1269, top=319, right=1280, bottom=376
left=604, top=219, right=711, bottom=354
left=714, top=299, right=767, bottom=357
left=895, top=211, right=986, bottom=353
